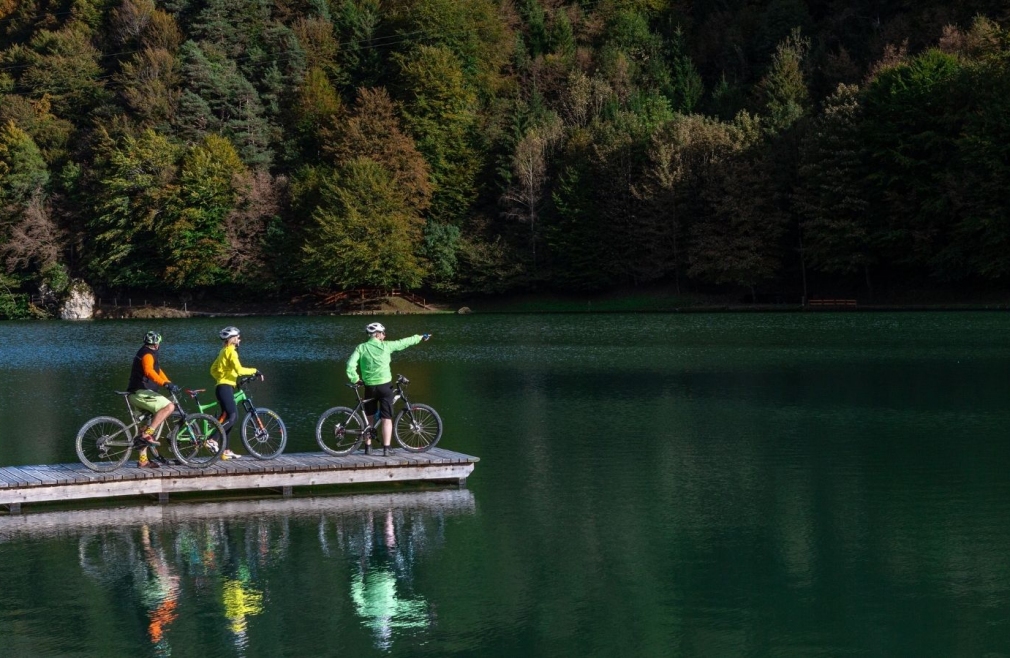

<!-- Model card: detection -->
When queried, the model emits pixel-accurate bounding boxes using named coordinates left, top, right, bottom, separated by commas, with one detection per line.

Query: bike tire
left=170, top=413, right=226, bottom=468
left=76, top=416, right=133, bottom=472
left=394, top=403, right=443, bottom=452
left=316, top=406, right=365, bottom=456
left=241, top=408, right=287, bottom=460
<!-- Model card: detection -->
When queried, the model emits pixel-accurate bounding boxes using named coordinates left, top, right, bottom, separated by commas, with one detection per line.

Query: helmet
left=219, top=326, right=241, bottom=340
left=144, top=331, right=162, bottom=345
left=366, top=322, right=386, bottom=335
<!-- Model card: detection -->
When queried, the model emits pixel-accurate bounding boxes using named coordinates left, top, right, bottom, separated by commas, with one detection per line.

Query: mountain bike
left=75, top=389, right=226, bottom=472
left=185, top=375, right=287, bottom=459
left=315, top=375, right=443, bottom=456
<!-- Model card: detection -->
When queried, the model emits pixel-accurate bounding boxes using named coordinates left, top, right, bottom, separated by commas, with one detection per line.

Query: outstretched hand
left=422, top=333, right=432, bottom=341
left=165, top=382, right=181, bottom=394
left=256, top=371, right=265, bottom=382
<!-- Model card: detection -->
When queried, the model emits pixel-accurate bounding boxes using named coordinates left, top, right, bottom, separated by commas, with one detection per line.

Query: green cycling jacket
left=346, top=335, right=422, bottom=386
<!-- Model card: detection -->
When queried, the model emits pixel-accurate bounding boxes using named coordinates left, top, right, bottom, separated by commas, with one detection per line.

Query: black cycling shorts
left=364, top=382, right=395, bottom=420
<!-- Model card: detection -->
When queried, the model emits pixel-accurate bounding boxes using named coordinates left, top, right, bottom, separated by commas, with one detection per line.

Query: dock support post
left=282, top=486, right=293, bottom=498
left=158, top=492, right=169, bottom=504
left=8, top=503, right=21, bottom=514
left=457, top=478, right=467, bottom=489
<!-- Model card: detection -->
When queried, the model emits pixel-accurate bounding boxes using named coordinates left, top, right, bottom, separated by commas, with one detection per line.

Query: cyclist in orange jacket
left=126, top=331, right=180, bottom=468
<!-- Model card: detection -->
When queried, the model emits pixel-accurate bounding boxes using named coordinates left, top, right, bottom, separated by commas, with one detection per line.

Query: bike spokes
left=394, top=403, right=442, bottom=452
left=241, top=408, right=287, bottom=459
left=76, top=416, right=132, bottom=472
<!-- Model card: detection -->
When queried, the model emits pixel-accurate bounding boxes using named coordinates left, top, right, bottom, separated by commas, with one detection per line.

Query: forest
left=0, top=0, right=1009, bottom=316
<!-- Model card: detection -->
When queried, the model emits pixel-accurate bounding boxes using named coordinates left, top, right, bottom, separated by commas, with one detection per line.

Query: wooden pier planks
left=0, top=448, right=478, bottom=509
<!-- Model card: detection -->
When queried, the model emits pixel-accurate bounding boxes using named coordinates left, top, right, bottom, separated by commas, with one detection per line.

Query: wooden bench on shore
left=807, top=298, right=858, bottom=307
left=0, top=448, right=479, bottom=514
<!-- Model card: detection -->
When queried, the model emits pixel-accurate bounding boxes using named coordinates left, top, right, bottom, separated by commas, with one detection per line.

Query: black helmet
left=144, top=331, right=162, bottom=345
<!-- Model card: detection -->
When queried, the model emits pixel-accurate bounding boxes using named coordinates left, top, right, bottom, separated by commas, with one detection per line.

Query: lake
left=1, top=312, right=1009, bottom=656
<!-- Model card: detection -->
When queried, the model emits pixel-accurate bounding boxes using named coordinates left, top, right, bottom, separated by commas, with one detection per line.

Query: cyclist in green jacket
left=346, top=322, right=431, bottom=455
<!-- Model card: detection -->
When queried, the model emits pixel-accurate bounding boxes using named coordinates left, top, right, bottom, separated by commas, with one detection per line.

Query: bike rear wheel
left=76, top=416, right=133, bottom=472
left=316, top=406, right=365, bottom=456
left=241, top=408, right=287, bottom=459
left=394, top=403, right=443, bottom=452
left=170, top=413, right=226, bottom=468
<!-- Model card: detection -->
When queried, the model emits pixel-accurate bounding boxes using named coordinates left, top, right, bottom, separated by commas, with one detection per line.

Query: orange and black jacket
left=128, top=345, right=170, bottom=393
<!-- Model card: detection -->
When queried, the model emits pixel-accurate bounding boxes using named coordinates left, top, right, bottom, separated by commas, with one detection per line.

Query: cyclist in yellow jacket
left=210, top=326, right=262, bottom=459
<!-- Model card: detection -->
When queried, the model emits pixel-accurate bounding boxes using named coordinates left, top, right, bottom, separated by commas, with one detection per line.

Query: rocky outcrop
left=59, top=280, right=95, bottom=320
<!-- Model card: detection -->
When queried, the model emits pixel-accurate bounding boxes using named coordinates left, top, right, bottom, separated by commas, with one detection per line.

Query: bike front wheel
left=394, top=403, right=443, bottom=452
left=76, top=416, right=133, bottom=472
left=170, top=413, right=226, bottom=468
left=241, top=408, right=287, bottom=459
left=316, top=406, right=365, bottom=456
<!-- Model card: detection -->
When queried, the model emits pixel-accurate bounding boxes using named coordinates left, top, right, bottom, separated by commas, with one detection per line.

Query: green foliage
left=395, top=44, right=481, bottom=224
left=0, top=273, right=39, bottom=319
left=162, top=134, right=246, bottom=288
left=423, top=221, right=460, bottom=291
left=0, top=0, right=1007, bottom=303
left=175, top=41, right=274, bottom=167
left=862, top=48, right=966, bottom=278
left=755, top=29, right=810, bottom=134
left=0, top=121, right=49, bottom=204
left=86, top=129, right=180, bottom=288
left=795, top=84, right=873, bottom=280
left=302, top=158, right=426, bottom=289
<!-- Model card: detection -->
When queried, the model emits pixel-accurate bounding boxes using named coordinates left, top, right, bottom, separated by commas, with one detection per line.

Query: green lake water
left=1, top=312, right=1010, bottom=657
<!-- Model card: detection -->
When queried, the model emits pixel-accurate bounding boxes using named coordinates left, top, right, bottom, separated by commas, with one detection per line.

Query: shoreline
left=83, top=300, right=1010, bottom=319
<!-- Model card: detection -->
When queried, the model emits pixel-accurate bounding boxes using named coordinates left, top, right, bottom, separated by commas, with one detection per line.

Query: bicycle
left=315, top=375, right=443, bottom=456
left=185, top=375, right=287, bottom=459
left=75, top=388, right=226, bottom=472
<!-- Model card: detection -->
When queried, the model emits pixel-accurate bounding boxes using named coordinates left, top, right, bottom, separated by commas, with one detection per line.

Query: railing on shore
left=319, top=288, right=435, bottom=311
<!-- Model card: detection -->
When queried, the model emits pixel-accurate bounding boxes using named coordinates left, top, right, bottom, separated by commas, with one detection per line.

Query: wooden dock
left=0, top=448, right=478, bottom=513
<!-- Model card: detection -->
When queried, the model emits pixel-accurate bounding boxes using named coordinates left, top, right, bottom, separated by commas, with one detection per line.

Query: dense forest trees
left=1, top=0, right=1010, bottom=315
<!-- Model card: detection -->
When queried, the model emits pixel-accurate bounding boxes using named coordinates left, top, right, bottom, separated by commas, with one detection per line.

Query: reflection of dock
left=0, top=448, right=479, bottom=513
left=0, top=489, right=476, bottom=539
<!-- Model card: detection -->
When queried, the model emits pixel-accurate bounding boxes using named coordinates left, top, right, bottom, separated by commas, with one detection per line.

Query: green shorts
left=129, top=390, right=172, bottom=413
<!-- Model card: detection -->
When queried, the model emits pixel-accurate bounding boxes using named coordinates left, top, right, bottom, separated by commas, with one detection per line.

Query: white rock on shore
left=60, top=281, right=95, bottom=320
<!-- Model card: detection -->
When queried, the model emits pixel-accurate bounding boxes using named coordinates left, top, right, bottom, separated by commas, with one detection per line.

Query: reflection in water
left=349, top=509, right=431, bottom=650
left=140, top=525, right=180, bottom=657
left=0, top=491, right=475, bottom=654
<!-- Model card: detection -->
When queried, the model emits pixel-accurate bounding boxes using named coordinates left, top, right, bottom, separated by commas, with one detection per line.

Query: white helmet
left=366, top=322, right=386, bottom=335
left=219, top=326, right=241, bottom=340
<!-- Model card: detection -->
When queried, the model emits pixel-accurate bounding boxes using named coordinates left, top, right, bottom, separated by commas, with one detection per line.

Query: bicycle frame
left=187, top=377, right=263, bottom=428
left=347, top=376, right=413, bottom=428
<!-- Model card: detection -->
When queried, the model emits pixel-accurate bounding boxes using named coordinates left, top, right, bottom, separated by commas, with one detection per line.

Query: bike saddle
left=115, top=391, right=132, bottom=396
left=185, top=388, right=206, bottom=396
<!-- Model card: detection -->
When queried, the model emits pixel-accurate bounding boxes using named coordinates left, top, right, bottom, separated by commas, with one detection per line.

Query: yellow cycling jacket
left=210, top=344, right=257, bottom=386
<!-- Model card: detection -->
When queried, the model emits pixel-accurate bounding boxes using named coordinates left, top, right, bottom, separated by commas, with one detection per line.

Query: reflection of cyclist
left=346, top=322, right=430, bottom=455
left=140, top=524, right=180, bottom=656
left=127, top=331, right=181, bottom=469
left=210, top=326, right=263, bottom=460
left=222, top=565, right=264, bottom=647
left=351, top=508, right=428, bottom=650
